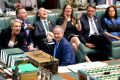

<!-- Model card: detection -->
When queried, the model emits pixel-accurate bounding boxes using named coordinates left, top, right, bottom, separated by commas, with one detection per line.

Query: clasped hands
left=47, top=32, right=54, bottom=42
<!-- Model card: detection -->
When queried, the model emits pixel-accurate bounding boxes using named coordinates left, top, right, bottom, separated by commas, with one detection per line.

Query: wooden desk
left=104, top=59, right=120, bottom=65
left=52, top=73, right=78, bottom=80
left=52, top=60, right=120, bottom=80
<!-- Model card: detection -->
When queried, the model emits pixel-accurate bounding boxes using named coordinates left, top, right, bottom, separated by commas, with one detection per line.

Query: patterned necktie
left=53, top=43, right=58, bottom=57
left=44, top=21, right=49, bottom=31
left=90, top=19, right=99, bottom=35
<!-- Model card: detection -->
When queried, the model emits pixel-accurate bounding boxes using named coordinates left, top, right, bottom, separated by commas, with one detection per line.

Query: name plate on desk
left=25, top=50, right=59, bottom=74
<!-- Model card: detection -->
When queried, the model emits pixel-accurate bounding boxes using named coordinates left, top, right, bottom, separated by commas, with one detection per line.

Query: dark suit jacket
left=0, top=0, right=15, bottom=12
left=19, top=19, right=33, bottom=51
left=33, top=19, right=54, bottom=46
left=55, top=37, right=76, bottom=66
left=0, top=28, right=24, bottom=49
left=79, top=13, right=104, bottom=44
left=4, top=0, right=15, bottom=8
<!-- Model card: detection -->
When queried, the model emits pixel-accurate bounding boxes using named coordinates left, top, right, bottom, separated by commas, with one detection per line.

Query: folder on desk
left=8, top=54, right=28, bottom=67
left=12, top=63, right=38, bottom=74
left=0, top=48, right=24, bottom=66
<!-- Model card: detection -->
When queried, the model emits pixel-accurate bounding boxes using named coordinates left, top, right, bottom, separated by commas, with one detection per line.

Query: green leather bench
left=0, top=9, right=120, bottom=61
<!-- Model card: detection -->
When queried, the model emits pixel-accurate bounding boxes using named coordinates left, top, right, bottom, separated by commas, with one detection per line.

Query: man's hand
left=28, top=44, right=37, bottom=51
left=15, top=2, right=22, bottom=9
left=47, top=32, right=54, bottom=42
left=85, top=43, right=95, bottom=48
left=47, top=32, right=54, bottom=38
left=27, top=24, right=34, bottom=30
left=77, top=13, right=82, bottom=20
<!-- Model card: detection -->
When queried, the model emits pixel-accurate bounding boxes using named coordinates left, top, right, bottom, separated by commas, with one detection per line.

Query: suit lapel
left=84, top=15, right=90, bottom=31
left=94, top=18, right=99, bottom=32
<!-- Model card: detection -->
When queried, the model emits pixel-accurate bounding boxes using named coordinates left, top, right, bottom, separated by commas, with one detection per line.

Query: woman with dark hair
left=56, top=4, right=81, bottom=41
left=103, top=5, right=120, bottom=41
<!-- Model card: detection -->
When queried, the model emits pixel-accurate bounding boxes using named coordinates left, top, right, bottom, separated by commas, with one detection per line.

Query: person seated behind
left=56, top=4, right=81, bottom=41
left=0, top=0, right=22, bottom=12
left=53, top=25, right=76, bottom=66
left=0, top=19, right=23, bottom=49
left=77, top=4, right=112, bottom=60
left=16, top=8, right=36, bottom=51
left=103, top=5, right=120, bottom=41
left=33, top=7, right=55, bottom=54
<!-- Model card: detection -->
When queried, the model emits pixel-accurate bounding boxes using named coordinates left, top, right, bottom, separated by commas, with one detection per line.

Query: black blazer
left=79, top=13, right=104, bottom=44
left=33, top=20, right=55, bottom=45
left=0, top=28, right=24, bottom=49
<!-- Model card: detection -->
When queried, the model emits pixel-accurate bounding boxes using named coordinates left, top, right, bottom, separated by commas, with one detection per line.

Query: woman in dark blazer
left=0, top=19, right=23, bottom=49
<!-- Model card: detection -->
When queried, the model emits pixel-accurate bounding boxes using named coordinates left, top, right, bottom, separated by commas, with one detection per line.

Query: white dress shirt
left=41, top=19, right=49, bottom=36
left=88, top=16, right=99, bottom=36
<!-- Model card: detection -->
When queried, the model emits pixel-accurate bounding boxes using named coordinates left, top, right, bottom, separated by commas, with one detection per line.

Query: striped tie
left=44, top=21, right=49, bottom=31
left=90, top=19, right=99, bottom=35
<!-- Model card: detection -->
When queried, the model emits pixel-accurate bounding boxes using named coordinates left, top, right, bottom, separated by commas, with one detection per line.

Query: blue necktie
left=53, top=43, right=58, bottom=57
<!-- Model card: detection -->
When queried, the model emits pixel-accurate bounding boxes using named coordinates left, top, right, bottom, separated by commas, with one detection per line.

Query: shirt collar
left=41, top=19, right=47, bottom=22
left=87, top=16, right=94, bottom=20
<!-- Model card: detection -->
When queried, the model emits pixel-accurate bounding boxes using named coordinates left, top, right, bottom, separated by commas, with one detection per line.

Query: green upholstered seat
left=0, top=17, right=6, bottom=32
left=111, top=41, right=120, bottom=59
left=27, top=15, right=36, bottom=25
left=112, top=41, right=120, bottom=47
left=48, top=13, right=57, bottom=23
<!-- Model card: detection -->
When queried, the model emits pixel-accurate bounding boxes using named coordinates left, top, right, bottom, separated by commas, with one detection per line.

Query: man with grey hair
left=53, top=25, right=76, bottom=66
left=33, top=7, right=55, bottom=54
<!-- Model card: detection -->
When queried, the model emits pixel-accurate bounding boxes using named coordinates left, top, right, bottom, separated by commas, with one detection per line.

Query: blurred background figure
left=0, top=0, right=22, bottom=13
left=19, top=0, right=37, bottom=11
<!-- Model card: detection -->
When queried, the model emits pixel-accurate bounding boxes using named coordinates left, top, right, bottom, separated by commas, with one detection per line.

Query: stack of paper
left=67, top=61, right=108, bottom=73
left=58, top=66, right=71, bottom=73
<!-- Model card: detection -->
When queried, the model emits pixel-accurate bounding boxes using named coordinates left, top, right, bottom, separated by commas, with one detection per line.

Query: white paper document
left=58, top=66, right=71, bottom=73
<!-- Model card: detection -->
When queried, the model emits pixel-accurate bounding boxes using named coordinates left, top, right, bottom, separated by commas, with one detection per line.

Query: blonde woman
left=0, top=19, right=23, bottom=49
